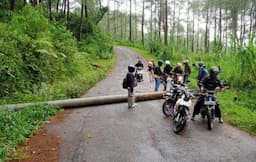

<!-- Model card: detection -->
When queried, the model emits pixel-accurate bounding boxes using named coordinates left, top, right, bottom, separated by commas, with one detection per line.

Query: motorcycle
left=162, top=83, right=184, bottom=117
left=172, top=84, right=192, bottom=133
left=195, top=90, right=219, bottom=130
left=135, top=66, right=143, bottom=82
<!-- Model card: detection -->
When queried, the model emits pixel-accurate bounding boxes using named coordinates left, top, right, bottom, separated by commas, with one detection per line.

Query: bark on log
left=5, top=92, right=165, bottom=111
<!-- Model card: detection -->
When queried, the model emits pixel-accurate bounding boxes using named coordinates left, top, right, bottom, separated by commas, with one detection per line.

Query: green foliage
left=219, top=89, right=256, bottom=136
left=0, top=6, right=78, bottom=97
left=79, top=31, right=113, bottom=59
left=0, top=105, right=60, bottom=161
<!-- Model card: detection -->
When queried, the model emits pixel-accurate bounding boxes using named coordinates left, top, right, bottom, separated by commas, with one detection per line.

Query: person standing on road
left=147, top=61, right=154, bottom=83
left=163, top=60, right=172, bottom=90
left=183, top=59, right=191, bottom=84
left=127, top=65, right=137, bottom=109
left=197, top=61, right=209, bottom=90
left=153, top=60, right=163, bottom=91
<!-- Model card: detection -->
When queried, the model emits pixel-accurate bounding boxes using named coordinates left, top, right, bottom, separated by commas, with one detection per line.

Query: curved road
left=47, top=47, right=256, bottom=162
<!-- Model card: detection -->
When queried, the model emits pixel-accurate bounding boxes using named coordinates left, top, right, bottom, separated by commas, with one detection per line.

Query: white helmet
left=165, top=60, right=170, bottom=65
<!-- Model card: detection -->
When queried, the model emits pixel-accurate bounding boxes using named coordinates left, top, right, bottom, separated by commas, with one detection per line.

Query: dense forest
left=100, top=0, right=256, bottom=88
left=0, top=0, right=255, bottom=161
left=0, top=0, right=113, bottom=103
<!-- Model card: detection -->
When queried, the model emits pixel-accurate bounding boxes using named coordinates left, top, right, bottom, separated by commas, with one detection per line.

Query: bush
left=0, top=6, right=78, bottom=97
left=0, top=105, right=60, bottom=161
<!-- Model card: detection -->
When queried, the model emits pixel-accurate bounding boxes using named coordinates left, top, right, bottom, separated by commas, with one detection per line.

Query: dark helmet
left=158, top=60, right=163, bottom=66
left=210, top=66, right=219, bottom=78
left=198, top=61, right=204, bottom=67
left=128, top=65, right=135, bottom=72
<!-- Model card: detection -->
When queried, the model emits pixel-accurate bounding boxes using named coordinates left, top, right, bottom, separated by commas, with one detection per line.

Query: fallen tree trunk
left=5, top=91, right=165, bottom=111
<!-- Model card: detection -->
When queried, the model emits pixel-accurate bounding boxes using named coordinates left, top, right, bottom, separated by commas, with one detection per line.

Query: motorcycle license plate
left=204, top=101, right=216, bottom=105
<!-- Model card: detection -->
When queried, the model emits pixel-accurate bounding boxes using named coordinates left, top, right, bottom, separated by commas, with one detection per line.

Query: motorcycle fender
left=180, top=100, right=192, bottom=108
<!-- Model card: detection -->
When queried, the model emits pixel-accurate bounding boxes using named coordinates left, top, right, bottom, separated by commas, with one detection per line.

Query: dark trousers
left=192, top=97, right=222, bottom=119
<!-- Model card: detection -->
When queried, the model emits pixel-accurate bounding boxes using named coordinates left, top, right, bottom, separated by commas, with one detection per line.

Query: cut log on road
left=5, top=91, right=165, bottom=111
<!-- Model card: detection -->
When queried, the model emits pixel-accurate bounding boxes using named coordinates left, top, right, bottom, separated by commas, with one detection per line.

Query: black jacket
left=126, top=72, right=136, bottom=92
left=163, top=65, right=172, bottom=74
left=202, top=76, right=223, bottom=90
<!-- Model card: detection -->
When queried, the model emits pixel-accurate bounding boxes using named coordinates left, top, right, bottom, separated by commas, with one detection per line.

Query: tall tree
left=129, top=0, right=132, bottom=41
left=48, top=0, right=52, bottom=21
left=141, top=0, right=145, bottom=45
left=79, top=3, right=84, bottom=41
left=10, top=0, right=15, bottom=11
left=164, top=0, right=168, bottom=45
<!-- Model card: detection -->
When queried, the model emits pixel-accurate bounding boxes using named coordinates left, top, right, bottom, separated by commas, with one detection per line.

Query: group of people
left=147, top=59, right=191, bottom=92
left=125, top=58, right=224, bottom=123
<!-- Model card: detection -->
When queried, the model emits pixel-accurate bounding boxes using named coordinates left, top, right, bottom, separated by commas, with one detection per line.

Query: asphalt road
left=47, top=47, right=256, bottom=162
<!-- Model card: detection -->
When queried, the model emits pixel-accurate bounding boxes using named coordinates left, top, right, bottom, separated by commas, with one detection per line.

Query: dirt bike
left=135, top=66, right=143, bottom=82
left=195, top=90, right=220, bottom=130
left=172, top=84, right=192, bottom=133
left=162, top=83, right=184, bottom=117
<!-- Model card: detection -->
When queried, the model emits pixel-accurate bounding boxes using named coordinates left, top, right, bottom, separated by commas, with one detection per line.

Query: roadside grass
left=0, top=52, right=116, bottom=105
left=130, top=46, right=256, bottom=136
left=0, top=49, right=116, bottom=161
left=219, top=90, right=256, bottom=136
left=0, top=105, right=60, bottom=161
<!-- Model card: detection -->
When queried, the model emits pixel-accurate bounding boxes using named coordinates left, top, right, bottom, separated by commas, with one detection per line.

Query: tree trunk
left=129, top=0, right=132, bottom=41
left=24, top=0, right=26, bottom=6
left=63, top=0, right=66, bottom=15
left=150, top=1, right=153, bottom=42
left=218, top=8, right=222, bottom=50
left=158, top=0, right=162, bottom=39
left=186, top=5, right=189, bottom=51
left=231, top=9, right=238, bottom=41
left=191, top=13, right=195, bottom=53
left=10, top=0, right=16, bottom=11
left=134, top=0, right=137, bottom=41
left=48, top=0, right=52, bottom=21
left=214, top=8, right=217, bottom=41
left=164, top=0, right=168, bottom=45
left=172, top=0, right=176, bottom=37
left=107, top=0, right=110, bottom=33
left=141, top=0, right=145, bottom=45
left=225, top=9, right=228, bottom=53
left=197, top=14, right=200, bottom=53
left=66, top=0, right=70, bottom=29
left=56, top=0, right=60, bottom=13
left=79, top=4, right=84, bottom=41
left=176, top=6, right=180, bottom=42
left=253, top=6, right=256, bottom=31
left=204, top=4, right=209, bottom=53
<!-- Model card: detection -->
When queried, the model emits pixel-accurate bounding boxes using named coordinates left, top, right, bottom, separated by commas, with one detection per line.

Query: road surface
left=46, top=47, right=256, bottom=162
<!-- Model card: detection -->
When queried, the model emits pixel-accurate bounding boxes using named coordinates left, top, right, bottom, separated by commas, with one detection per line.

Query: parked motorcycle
left=195, top=90, right=219, bottom=130
left=135, top=67, right=143, bottom=82
left=172, top=85, right=192, bottom=133
left=162, top=83, right=184, bottom=117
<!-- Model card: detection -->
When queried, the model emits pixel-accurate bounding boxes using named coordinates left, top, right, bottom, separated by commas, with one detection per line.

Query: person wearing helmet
left=172, top=62, right=184, bottom=84
left=183, top=59, right=191, bottom=84
left=197, top=61, right=208, bottom=89
left=153, top=60, right=163, bottom=91
left=127, top=65, right=137, bottom=109
left=191, top=66, right=224, bottom=123
left=163, top=60, right=173, bottom=90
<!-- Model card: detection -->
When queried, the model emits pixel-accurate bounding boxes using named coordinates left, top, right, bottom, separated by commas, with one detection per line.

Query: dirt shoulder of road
left=8, top=110, right=70, bottom=162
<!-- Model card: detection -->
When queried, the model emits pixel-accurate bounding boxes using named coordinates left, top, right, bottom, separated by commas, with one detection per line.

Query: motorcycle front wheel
left=162, top=99, right=175, bottom=117
left=173, top=113, right=186, bottom=134
left=207, top=109, right=214, bottom=130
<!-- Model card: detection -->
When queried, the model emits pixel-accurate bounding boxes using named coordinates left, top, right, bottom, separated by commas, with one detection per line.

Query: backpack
left=122, top=77, right=128, bottom=89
